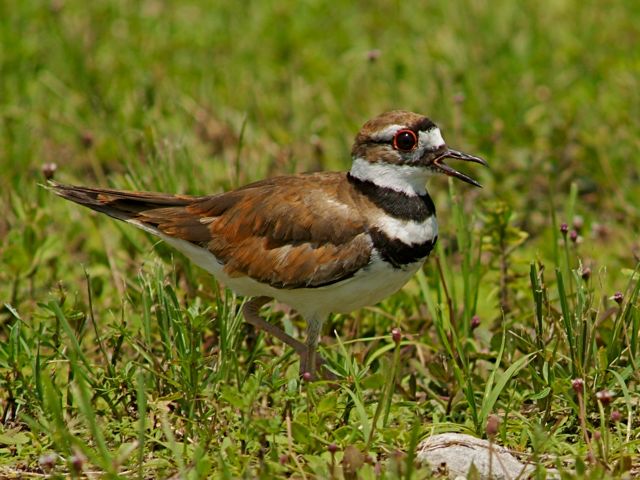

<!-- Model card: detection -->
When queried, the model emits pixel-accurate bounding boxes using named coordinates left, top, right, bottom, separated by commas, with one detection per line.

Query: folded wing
left=50, top=173, right=372, bottom=289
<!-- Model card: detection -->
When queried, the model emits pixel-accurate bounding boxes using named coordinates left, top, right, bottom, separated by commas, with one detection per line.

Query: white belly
left=157, top=230, right=424, bottom=319
left=269, top=253, right=424, bottom=317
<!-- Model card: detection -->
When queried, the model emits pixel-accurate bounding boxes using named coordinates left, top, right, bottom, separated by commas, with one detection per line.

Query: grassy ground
left=1, top=0, right=640, bottom=478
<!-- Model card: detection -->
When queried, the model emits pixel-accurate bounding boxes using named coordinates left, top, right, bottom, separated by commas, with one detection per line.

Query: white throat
left=349, top=157, right=430, bottom=196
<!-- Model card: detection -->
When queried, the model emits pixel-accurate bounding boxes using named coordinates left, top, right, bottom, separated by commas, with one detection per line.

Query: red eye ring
left=393, top=129, right=418, bottom=152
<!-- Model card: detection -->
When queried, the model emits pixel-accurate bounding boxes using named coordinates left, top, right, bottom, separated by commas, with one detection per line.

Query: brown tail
left=48, top=181, right=198, bottom=223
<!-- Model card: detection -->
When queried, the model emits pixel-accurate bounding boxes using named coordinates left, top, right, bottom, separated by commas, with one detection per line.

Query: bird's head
left=350, top=111, right=487, bottom=194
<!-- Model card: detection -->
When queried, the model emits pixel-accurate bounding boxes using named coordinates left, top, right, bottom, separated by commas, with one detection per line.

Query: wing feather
left=51, top=173, right=373, bottom=289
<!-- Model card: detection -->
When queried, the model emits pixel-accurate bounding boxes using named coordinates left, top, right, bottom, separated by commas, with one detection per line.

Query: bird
left=49, top=110, right=487, bottom=379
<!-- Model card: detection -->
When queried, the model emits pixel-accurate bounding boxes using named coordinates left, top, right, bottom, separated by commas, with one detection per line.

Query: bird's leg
left=242, top=296, right=307, bottom=355
left=300, top=315, right=324, bottom=379
left=243, top=300, right=333, bottom=380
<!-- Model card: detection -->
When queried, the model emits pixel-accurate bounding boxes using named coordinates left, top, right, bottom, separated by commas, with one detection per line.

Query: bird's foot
left=299, top=353, right=338, bottom=382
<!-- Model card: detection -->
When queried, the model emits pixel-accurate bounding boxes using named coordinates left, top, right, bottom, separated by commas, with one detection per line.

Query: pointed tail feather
left=47, top=181, right=197, bottom=223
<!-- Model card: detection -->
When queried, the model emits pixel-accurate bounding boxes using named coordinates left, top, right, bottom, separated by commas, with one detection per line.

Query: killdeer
left=50, top=110, right=486, bottom=379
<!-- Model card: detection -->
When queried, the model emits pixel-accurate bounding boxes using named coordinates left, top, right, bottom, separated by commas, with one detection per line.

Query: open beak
left=432, top=149, right=488, bottom=187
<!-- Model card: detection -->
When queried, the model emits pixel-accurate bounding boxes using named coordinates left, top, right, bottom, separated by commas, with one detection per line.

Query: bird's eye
left=393, top=130, right=418, bottom=152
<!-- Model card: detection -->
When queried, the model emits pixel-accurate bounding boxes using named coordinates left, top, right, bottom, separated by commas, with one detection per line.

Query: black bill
left=432, top=149, right=488, bottom=188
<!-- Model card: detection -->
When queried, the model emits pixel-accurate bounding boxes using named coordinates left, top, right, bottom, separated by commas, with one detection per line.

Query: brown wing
left=50, top=174, right=373, bottom=289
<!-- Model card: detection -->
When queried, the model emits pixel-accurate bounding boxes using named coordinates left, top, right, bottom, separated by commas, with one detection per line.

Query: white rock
left=416, top=433, right=535, bottom=480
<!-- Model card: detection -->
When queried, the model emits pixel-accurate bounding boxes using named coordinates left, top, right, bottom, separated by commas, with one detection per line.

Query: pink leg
left=242, top=297, right=307, bottom=355
left=242, top=298, right=334, bottom=380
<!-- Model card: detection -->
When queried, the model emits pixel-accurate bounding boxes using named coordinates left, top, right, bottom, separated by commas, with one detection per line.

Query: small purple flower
left=596, top=389, right=614, bottom=405
left=80, top=131, right=94, bottom=149
left=486, top=414, right=499, bottom=437
left=366, top=49, right=381, bottom=62
left=38, top=453, right=57, bottom=470
left=391, top=328, right=402, bottom=345
left=613, top=292, right=623, bottom=305
left=573, top=216, right=584, bottom=232
left=572, top=378, right=584, bottom=394
left=70, top=452, right=85, bottom=473
left=570, top=230, right=578, bottom=243
left=41, top=162, right=57, bottom=180
left=560, top=223, right=569, bottom=235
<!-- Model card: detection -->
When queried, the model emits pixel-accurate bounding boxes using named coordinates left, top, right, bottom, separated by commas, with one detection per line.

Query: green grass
left=1, top=0, right=640, bottom=477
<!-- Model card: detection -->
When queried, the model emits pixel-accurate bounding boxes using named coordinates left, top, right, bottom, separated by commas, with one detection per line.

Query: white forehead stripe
left=371, top=124, right=404, bottom=142
left=420, top=128, right=445, bottom=150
